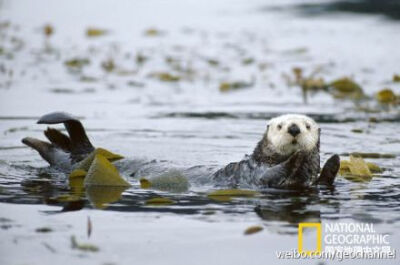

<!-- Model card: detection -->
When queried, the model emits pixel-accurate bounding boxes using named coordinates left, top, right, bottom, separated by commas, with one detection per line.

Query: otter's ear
left=317, top=128, right=321, bottom=151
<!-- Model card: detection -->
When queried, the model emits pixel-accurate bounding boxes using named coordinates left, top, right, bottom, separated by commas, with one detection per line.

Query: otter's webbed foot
left=316, top=154, right=340, bottom=186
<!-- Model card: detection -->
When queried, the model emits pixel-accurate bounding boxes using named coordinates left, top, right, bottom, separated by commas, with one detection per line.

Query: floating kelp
left=70, top=236, right=99, bottom=252
left=43, top=24, right=54, bottom=37
left=86, top=27, right=108, bottom=37
left=69, top=169, right=86, bottom=194
left=86, top=186, right=128, bottom=209
left=144, top=28, right=164, bottom=36
left=347, top=156, right=372, bottom=176
left=329, top=78, right=364, bottom=99
left=208, top=189, right=260, bottom=198
left=351, top=128, right=363, bottom=133
left=206, top=58, right=219, bottom=66
left=49, top=88, right=76, bottom=94
left=140, top=178, right=151, bottom=189
left=366, top=162, right=383, bottom=173
left=341, top=152, right=395, bottom=159
left=244, top=225, right=263, bottom=235
left=150, top=72, right=180, bottom=82
left=376, top=88, right=397, bottom=104
left=101, top=58, right=115, bottom=72
left=242, top=57, right=254, bottom=65
left=64, top=58, right=90, bottom=70
left=284, top=67, right=327, bottom=104
left=135, top=52, right=148, bottom=65
left=219, top=79, right=254, bottom=92
left=139, top=169, right=189, bottom=192
left=84, top=154, right=130, bottom=187
left=145, top=197, right=175, bottom=205
left=339, top=156, right=383, bottom=182
left=74, top=148, right=124, bottom=171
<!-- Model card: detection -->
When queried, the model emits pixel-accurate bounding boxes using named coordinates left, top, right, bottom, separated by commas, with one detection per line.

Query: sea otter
left=213, top=114, right=340, bottom=188
left=22, top=112, right=340, bottom=189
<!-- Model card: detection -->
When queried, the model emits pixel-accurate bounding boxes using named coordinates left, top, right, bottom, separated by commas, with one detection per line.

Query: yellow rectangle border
left=298, top=223, right=322, bottom=256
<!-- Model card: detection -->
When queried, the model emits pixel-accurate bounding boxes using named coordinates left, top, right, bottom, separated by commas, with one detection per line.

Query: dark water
left=289, top=0, right=400, bottom=20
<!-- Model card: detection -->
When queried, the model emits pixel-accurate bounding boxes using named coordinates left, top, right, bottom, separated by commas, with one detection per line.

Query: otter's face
left=266, top=114, right=319, bottom=156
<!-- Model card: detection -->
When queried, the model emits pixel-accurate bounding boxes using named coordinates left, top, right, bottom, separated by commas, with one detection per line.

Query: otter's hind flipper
left=44, top=127, right=71, bottom=152
left=22, top=137, right=64, bottom=166
left=316, top=154, right=340, bottom=186
left=38, top=112, right=94, bottom=161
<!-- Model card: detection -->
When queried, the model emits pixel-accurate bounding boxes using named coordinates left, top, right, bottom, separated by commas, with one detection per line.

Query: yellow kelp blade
left=207, top=189, right=260, bottom=202
left=86, top=186, right=128, bottom=209
left=348, top=156, right=372, bottom=177
left=69, top=169, right=87, bottom=195
left=339, top=156, right=374, bottom=182
left=145, top=197, right=175, bottom=206
left=74, top=148, right=124, bottom=171
left=140, top=178, right=152, bottom=189
left=84, top=154, right=130, bottom=187
left=207, top=189, right=260, bottom=197
left=340, top=159, right=382, bottom=174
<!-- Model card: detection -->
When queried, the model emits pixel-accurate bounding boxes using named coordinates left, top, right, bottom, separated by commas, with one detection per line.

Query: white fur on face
left=266, top=114, right=319, bottom=155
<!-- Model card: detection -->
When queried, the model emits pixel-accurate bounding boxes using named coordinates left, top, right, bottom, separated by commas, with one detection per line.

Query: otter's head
left=265, top=114, right=319, bottom=156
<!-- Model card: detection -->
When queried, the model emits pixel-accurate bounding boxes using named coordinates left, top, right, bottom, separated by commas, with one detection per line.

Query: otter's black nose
left=288, top=124, right=301, bottom=137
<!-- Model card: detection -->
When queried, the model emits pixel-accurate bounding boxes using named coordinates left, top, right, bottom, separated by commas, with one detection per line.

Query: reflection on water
left=1, top=162, right=400, bottom=235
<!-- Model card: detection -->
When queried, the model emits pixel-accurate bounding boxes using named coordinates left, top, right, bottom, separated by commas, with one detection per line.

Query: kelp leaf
left=219, top=80, right=254, bottom=92
left=84, top=154, right=130, bottom=187
left=207, top=189, right=260, bottom=197
left=144, top=28, right=163, bottom=36
left=366, top=162, right=383, bottom=173
left=145, top=197, right=175, bottom=205
left=345, top=152, right=395, bottom=159
left=86, top=186, right=127, bottom=209
left=70, top=169, right=87, bottom=178
left=348, top=156, right=372, bottom=177
left=340, top=159, right=382, bottom=174
left=329, top=78, right=364, bottom=99
left=340, top=156, right=373, bottom=182
left=376, top=88, right=397, bottom=104
left=140, top=178, right=152, bottom=189
left=74, top=148, right=124, bottom=171
left=69, top=169, right=86, bottom=194
left=43, top=24, right=54, bottom=37
left=86, top=28, right=108, bottom=37
left=150, top=72, right=180, bottom=82
left=64, top=58, right=90, bottom=69
left=244, top=225, right=263, bottom=235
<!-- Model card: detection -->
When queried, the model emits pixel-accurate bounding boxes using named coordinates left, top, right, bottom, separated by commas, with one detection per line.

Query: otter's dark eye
left=306, top=123, right=311, bottom=130
left=277, top=124, right=282, bottom=130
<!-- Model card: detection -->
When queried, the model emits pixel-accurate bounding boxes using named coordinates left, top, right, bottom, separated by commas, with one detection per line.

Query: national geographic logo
left=298, top=223, right=322, bottom=256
